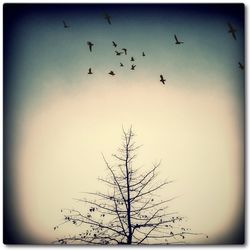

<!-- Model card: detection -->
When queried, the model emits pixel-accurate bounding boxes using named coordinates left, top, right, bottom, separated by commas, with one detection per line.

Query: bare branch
left=55, top=128, right=206, bottom=245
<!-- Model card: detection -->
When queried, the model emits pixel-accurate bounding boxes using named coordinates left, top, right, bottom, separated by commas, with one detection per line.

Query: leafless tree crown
left=54, top=128, right=207, bottom=244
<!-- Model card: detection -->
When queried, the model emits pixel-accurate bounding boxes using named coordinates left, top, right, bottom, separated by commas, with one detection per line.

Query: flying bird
left=142, top=52, right=145, bottom=56
left=122, top=48, right=127, bottom=55
left=227, top=22, right=237, bottom=40
left=130, top=57, right=135, bottom=61
left=131, top=64, right=136, bottom=70
left=115, top=50, right=123, bottom=56
left=238, top=62, right=244, bottom=70
left=63, top=20, right=70, bottom=28
left=174, top=34, right=184, bottom=45
left=160, top=75, right=166, bottom=84
left=109, top=71, right=115, bottom=76
left=112, top=41, right=117, bottom=47
left=87, top=41, right=94, bottom=52
left=88, top=68, right=93, bottom=74
left=104, top=13, right=112, bottom=25
left=120, top=63, right=124, bottom=67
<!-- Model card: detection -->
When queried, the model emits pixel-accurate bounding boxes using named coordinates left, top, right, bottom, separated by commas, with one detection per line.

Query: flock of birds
left=62, top=16, right=244, bottom=86
left=86, top=40, right=148, bottom=78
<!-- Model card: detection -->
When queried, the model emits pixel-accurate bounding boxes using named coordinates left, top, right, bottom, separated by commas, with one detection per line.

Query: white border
left=0, top=1, right=248, bottom=250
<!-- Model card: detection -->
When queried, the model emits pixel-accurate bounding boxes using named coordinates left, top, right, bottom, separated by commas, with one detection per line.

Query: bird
left=112, top=41, right=117, bottom=48
left=120, top=63, right=124, bottom=67
left=88, top=68, right=93, bottom=74
left=115, top=50, right=123, bottom=56
left=63, top=20, right=70, bottom=28
left=109, top=71, right=115, bottom=76
left=131, top=64, right=136, bottom=70
left=122, top=48, right=127, bottom=55
left=228, top=22, right=237, bottom=40
left=87, top=41, right=94, bottom=52
left=160, top=75, right=166, bottom=84
left=142, top=52, right=145, bottom=56
left=130, top=57, right=135, bottom=61
left=104, top=13, right=112, bottom=25
left=174, top=34, right=184, bottom=45
left=238, top=62, right=244, bottom=70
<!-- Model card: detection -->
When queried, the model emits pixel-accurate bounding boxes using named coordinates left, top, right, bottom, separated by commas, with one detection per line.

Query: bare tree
left=54, top=128, right=207, bottom=245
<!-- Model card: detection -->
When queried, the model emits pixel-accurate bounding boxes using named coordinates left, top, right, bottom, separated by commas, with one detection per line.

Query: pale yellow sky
left=14, top=81, right=244, bottom=244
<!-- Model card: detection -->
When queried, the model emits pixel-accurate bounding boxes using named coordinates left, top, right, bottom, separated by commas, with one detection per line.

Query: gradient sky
left=4, top=4, right=245, bottom=244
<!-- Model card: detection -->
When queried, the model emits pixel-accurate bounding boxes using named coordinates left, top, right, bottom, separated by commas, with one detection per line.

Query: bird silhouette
left=174, top=34, right=184, bottom=45
left=112, top=41, right=117, bottom=47
left=87, top=41, right=94, bottom=52
left=131, top=64, right=136, bottom=70
left=130, top=57, right=135, bottom=61
left=120, top=63, right=124, bottom=67
left=238, top=62, right=244, bottom=70
left=228, top=22, right=237, bottom=40
left=88, top=68, right=93, bottom=74
left=160, top=75, right=166, bottom=84
left=104, top=13, right=112, bottom=25
left=109, top=71, right=115, bottom=76
left=122, top=48, right=127, bottom=55
left=115, top=50, right=123, bottom=56
left=142, top=52, right=145, bottom=56
left=63, top=20, right=70, bottom=28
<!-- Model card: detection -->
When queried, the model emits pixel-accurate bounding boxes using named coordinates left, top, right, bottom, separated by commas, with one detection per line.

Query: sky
left=4, top=4, right=245, bottom=244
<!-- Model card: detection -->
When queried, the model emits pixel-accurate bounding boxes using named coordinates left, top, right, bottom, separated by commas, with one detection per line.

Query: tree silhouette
left=54, top=128, right=207, bottom=245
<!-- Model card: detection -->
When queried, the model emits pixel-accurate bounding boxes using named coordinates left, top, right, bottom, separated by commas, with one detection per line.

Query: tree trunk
left=125, top=131, right=132, bottom=244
